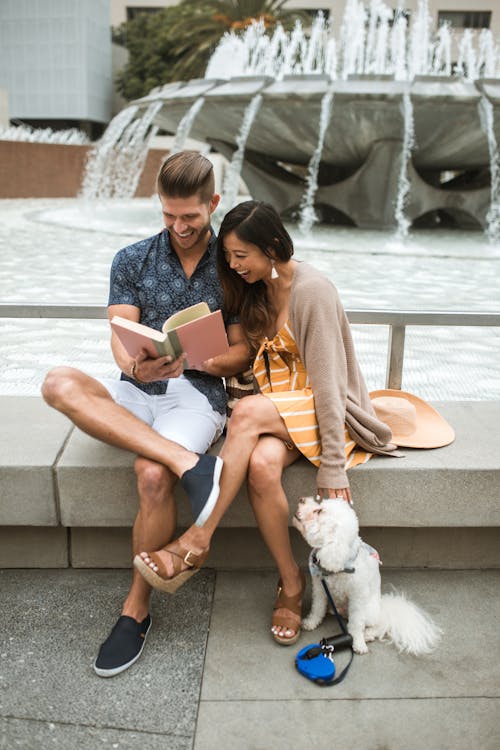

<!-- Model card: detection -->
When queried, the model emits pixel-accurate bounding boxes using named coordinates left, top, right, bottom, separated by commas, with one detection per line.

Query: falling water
left=479, top=97, right=500, bottom=242
left=394, top=92, right=415, bottom=239
left=81, top=101, right=161, bottom=200
left=80, top=106, right=138, bottom=198
left=114, top=100, right=162, bottom=199
left=218, top=94, right=263, bottom=216
left=0, top=123, right=89, bottom=145
left=171, top=97, right=205, bottom=154
left=298, top=90, right=335, bottom=235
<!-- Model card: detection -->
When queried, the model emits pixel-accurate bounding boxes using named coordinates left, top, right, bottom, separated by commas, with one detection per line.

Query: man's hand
left=133, top=349, right=186, bottom=382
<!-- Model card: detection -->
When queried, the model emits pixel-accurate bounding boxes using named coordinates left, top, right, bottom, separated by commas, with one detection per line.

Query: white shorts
left=98, top=376, right=225, bottom=454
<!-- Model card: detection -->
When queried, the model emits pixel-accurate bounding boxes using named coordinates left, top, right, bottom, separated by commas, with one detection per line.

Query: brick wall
left=0, top=141, right=167, bottom=198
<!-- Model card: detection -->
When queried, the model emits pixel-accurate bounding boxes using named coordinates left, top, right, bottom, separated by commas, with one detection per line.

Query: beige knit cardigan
left=288, top=262, right=398, bottom=488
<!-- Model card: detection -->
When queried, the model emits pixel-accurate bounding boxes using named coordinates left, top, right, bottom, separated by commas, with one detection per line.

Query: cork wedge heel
left=134, top=540, right=208, bottom=594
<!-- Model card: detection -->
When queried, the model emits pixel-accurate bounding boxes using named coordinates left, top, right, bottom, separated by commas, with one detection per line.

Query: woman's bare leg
left=140, top=394, right=291, bottom=576
left=247, top=436, right=304, bottom=640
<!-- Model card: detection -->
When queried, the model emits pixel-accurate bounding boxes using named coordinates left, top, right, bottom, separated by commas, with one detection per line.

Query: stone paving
left=0, top=568, right=499, bottom=750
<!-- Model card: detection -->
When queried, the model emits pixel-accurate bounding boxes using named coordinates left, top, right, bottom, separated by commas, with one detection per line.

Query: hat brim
left=369, top=389, right=455, bottom=449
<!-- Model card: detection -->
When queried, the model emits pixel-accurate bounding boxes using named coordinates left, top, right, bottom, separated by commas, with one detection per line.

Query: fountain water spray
left=0, top=124, right=89, bottom=145
left=205, top=0, right=497, bottom=82
left=218, top=94, right=263, bottom=217
left=171, top=98, right=205, bottom=154
left=479, top=97, right=500, bottom=243
left=394, top=92, right=415, bottom=239
left=298, top=90, right=335, bottom=235
left=81, top=101, right=161, bottom=200
left=75, top=1, right=500, bottom=235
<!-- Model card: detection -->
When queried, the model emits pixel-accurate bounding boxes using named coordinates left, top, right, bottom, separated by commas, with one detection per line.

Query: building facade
left=111, top=0, right=500, bottom=39
left=0, top=0, right=112, bottom=134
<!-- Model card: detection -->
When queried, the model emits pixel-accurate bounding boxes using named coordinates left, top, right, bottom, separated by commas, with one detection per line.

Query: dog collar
left=309, top=542, right=381, bottom=577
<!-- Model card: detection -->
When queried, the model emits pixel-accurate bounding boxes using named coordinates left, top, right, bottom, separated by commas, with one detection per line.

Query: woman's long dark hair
left=216, top=201, right=294, bottom=353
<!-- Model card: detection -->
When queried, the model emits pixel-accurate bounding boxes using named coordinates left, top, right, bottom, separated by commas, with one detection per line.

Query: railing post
left=386, top=325, right=405, bottom=390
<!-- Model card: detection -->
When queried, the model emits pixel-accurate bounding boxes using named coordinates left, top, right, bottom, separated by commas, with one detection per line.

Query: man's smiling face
left=159, top=193, right=218, bottom=253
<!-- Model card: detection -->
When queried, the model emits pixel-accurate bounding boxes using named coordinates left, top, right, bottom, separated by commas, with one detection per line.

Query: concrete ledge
left=0, top=397, right=72, bottom=525
left=2, top=397, right=500, bottom=568
left=56, top=402, right=500, bottom=528
left=68, top=526, right=500, bottom=569
left=0, top=527, right=69, bottom=567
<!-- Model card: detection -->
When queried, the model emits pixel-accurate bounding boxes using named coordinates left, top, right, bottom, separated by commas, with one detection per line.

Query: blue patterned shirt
left=108, top=229, right=229, bottom=415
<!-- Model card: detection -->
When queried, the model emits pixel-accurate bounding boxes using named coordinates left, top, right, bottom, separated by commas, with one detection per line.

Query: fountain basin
left=131, top=74, right=500, bottom=230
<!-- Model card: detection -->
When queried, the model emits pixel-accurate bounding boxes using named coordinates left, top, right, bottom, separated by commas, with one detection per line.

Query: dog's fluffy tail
left=375, top=592, right=442, bottom=655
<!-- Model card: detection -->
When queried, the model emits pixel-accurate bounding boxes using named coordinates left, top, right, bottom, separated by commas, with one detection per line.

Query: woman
left=135, top=201, right=397, bottom=644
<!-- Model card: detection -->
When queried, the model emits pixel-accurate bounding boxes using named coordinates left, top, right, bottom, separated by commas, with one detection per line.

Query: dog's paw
left=364, top=627, right=376, bottom=643
left=353, top=639, right=369, bottom=655
left=302, top=616, right=321, bottom=631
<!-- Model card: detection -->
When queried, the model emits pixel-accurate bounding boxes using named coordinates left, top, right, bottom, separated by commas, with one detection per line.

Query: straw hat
left=369, top=389, right=455, bottom=449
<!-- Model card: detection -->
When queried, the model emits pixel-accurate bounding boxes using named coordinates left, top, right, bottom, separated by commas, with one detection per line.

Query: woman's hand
left=317, top=486, right=352, bottom=504
left=133, top=349, right=186, bottom=382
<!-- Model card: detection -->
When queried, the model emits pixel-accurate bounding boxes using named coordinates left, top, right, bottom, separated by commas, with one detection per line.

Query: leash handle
left=316, top=647, right=354, bottom=686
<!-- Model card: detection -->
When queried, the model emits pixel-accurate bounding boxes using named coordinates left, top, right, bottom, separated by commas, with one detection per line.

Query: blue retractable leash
left=295, top=579, right=354, bottom=686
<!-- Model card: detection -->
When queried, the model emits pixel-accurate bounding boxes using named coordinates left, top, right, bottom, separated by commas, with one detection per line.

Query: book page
left=162, top=301, right=210, bottom=332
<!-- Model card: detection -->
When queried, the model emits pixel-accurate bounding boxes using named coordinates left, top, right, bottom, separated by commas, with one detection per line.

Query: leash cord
left=316, top=578, right=355, bottom=686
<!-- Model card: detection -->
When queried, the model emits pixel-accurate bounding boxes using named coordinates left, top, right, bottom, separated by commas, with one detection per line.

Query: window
left=438, top=11, right=491, bottom=29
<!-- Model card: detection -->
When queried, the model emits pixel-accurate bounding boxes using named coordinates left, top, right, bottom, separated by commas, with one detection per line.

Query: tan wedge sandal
left=271, top=570, right=305, bottom=646
left=133, top=540, right=208, bottom=594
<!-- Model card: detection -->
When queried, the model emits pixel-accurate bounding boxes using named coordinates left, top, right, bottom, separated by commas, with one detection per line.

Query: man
left=42, top=150, right=250, bottom=677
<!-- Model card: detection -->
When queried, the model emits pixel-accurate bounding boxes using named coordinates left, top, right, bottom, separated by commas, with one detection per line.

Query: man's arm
left=108, top=304, right=185, bottom=382
left=201, top=322, right=251, bottom=377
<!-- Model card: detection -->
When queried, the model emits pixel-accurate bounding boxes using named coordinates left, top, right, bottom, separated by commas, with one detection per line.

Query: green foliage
left=113, top=0, right=308, bottom=101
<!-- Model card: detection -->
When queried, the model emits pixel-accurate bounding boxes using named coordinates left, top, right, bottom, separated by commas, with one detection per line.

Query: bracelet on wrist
left=130, top=360, right=146, bottom=384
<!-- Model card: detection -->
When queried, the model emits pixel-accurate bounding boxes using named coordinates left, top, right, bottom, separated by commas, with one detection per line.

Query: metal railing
left=2, top=303, right=500, bottom=390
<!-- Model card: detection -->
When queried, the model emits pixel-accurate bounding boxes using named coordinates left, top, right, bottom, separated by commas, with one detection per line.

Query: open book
left=110, top=302, right=229, bottom=368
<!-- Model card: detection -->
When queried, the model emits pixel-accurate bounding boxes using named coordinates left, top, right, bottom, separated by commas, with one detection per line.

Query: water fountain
left=81, top=1, right=500, bottom=237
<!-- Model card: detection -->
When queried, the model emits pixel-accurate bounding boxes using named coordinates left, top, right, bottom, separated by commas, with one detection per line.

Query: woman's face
left=222, top=231, right=273, bottom=284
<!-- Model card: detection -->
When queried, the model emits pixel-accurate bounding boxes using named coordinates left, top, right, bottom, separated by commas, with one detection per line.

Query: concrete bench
left=1, top=396, right=499, bottom=569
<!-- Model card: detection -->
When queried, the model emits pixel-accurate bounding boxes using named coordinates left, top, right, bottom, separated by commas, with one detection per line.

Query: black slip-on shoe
left=93, top=614, right=151, bottom=677
left=181, top=454, right=223, bottom=526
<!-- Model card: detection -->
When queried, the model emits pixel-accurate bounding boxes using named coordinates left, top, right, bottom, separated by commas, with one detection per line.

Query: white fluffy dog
left=293, top=496, right=442, bottom=655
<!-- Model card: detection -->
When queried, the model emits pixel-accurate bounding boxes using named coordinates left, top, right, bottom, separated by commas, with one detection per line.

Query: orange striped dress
left=253, top=321, right=372, bottom=473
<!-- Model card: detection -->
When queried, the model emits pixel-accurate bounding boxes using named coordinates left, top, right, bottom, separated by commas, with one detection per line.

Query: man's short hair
left=157, top=150, right=215, bottom=203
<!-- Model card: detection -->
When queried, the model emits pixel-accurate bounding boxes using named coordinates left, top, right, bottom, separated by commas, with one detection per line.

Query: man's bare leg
left=139, top=394, right=292, bottom=577
left=247, top=436, right=303, bottom=641
left=42, top=367, right=199, bottom=476
left=121, top=458, right=178, bottom=622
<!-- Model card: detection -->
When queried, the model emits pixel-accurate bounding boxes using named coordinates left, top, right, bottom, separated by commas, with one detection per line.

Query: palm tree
left=114, top=0, right=308, bottom=100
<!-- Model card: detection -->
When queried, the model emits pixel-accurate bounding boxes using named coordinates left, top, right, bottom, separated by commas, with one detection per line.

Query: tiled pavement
left=1, top=568, right=499, bottom=750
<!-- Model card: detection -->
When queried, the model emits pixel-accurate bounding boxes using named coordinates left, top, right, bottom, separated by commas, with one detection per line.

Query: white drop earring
left=271, top=260, right=279, bottom=279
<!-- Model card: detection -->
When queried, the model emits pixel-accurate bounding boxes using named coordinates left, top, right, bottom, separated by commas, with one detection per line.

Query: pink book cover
left=110, top=322, right=164, bottom=359
left=175, top=310, right=229, bottom=368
